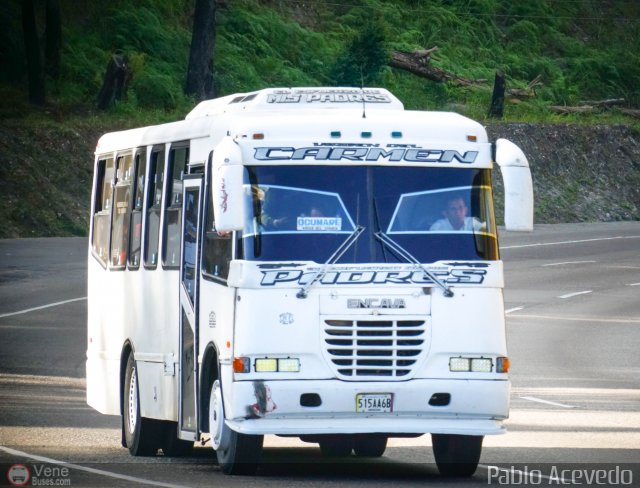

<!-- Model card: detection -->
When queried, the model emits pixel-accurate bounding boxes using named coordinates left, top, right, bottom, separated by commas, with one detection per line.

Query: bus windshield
left=239, top=166, right=498, bottom=263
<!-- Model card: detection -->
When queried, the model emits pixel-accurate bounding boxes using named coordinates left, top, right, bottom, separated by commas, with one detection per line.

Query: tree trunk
left=185, top=0, right=217, bottom=101
left=45, top=0, right=62, bottom=80
left=96, top=55, right=131, bottom=110
left=21, top=0, right=46, bottom=105
left=488, top=71, right=505, bottom=119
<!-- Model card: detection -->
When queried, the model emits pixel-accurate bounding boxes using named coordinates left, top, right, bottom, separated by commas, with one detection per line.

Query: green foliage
left=330, top=14, right=388, bottom=86
left=1, top=0, right=639, bottom=117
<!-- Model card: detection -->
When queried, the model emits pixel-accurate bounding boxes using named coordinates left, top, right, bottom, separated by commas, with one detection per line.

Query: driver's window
left=388, top=186, right=492, bottom=234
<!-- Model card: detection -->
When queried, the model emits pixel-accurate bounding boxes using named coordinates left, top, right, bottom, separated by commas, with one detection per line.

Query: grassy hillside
left=1, top=0, right=639, bottom=238
left=2, top=0, right=640, bottom=118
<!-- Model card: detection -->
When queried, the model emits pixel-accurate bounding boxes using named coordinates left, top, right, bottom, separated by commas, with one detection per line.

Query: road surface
left=1, top=223, right=639, bottom=487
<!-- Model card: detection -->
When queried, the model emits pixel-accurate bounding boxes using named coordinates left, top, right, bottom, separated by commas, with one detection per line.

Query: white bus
left=87, top=87, right=533, bottom=476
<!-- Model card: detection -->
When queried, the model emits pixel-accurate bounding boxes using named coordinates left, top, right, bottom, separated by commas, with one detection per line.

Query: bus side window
left=128, top=149, right=146, bottom=269
left=110, top=153, right=133, bottom=269
left=202, top=165, right=232, bottom=282
left=144, top=149, right=165, bottom=268
left=91, top=156, right=114, bottom=267
left=162, top=144, right=189, bottom=269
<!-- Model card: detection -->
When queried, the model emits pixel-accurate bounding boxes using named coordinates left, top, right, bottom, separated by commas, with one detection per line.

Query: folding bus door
left=178, top=175, right=203, bottom=440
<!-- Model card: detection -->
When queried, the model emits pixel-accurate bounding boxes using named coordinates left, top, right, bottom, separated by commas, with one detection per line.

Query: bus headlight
left=255, top=358, right=278, bottom=372
left=277, top=358, right=300, bottom=372
left=449, top=357, right=470, bottom=372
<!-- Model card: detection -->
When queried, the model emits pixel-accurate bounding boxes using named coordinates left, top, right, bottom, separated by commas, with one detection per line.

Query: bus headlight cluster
left=449, top=356, right=494, bottom=373
left=254, top=357, right=300, bottom=373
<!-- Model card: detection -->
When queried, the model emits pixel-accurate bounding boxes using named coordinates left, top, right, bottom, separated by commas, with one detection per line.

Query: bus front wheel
left=431, top=433, right=483, bottom=477
left=123, top=353, right=161, bottom=456
left=209, top=380, right=263, bottom=475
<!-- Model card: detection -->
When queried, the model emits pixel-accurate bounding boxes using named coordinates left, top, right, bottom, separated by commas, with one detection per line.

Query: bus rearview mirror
left=495, top=139, right=534, bottom=232
left=211, top=139, right=246, bottom=233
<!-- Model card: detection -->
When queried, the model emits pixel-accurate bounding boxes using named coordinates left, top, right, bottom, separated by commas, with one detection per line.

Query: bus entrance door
left=178, top=176, right=203, bottom=441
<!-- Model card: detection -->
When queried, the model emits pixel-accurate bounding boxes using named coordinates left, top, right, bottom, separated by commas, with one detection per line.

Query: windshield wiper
left=374, top=231, right=454, bottom=297
left=296, top=225, right=365, bottom=299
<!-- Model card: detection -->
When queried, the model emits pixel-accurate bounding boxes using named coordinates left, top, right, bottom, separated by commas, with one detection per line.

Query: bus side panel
left=86, top=258, right=124, bottom=415
left=198, top=279, right=237, bottom=373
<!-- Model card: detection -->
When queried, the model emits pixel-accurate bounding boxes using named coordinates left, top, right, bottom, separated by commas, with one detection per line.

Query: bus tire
left=353, top=434, right=387, bottom=457
left=318, top=435, right=353, bottom=457
left=161, top=421, right=194, bottom=457
left=123, top=353, right=161, bottom=456
left=209, top=380, right=263, bottom=475
left=431, top=434, right=483, bottom=477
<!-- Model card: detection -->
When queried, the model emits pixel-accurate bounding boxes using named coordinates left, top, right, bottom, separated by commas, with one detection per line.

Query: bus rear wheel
left=209, top=380, right=263, bottom=475
left=431, top=434, right=483, bottom=477
left=123, top=353, right=161, bottom=456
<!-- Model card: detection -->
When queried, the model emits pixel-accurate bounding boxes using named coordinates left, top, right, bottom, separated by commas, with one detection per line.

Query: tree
left=45, top=0, right=62, bottom=80
left=185, top=0, right=217, bottom=101
left=21, top=0, right=45, bottom=105
left=331, top=19, right=388, bottom=87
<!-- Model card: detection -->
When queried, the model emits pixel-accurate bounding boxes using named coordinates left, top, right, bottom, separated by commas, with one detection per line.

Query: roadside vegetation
left=1, top=0, right=639, bottom=237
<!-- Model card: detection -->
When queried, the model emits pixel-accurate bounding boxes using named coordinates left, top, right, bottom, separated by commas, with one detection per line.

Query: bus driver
left=430, top=195, right=485, bottom=232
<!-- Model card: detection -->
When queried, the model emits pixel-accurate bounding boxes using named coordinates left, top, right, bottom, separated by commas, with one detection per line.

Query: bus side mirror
left=495, top=139, right=534, bottom=232
left=211, top=138, right=246, bottom=233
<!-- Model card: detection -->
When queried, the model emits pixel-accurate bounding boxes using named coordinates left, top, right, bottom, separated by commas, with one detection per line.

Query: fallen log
left=549, top=105, right=597, bottom=114
left=389, top=48, right=486, bottom=86
left=579, top=98, right=625, bottom=108
left=621, top=108, right=640, bottom=119
left=507, top=74, right=542, bottom=102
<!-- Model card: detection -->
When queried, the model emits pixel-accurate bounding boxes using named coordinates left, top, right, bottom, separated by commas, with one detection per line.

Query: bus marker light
left=252, top=133, right=264, bottom=140
left=255, top=358, right=278, bottom=372
left=278, top=358, right=300, bottom=372
left=233, top=357, right=250, bottom=373
left=496, top=356, right=510, bottom=373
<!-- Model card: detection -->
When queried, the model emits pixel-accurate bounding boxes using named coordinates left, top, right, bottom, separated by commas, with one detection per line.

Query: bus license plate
left=356, top=393, right=393, bottom=413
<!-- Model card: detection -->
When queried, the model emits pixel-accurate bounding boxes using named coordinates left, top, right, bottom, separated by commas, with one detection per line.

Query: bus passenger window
left=144, top=149, right=164, bottom=268
left=162, top=145, right=189, bottom=268
left=128, top=150, right=146, bottom=269
left=202, top=173, right=232, bottom=281
left=110, top=153, right=133, bottom=269
left=91, top=157, right=114, bottom=266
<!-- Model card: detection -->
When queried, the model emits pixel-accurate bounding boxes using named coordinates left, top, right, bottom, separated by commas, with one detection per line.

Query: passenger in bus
left=430, top=195, right=485, bottom=232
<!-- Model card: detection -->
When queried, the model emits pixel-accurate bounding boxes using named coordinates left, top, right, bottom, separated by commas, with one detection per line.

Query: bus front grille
left=322, top=318, right=429, bottom=380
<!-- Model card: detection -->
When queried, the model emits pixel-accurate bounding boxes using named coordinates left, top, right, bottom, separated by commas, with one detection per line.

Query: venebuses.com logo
left=6, top=463, right=71, bottom=486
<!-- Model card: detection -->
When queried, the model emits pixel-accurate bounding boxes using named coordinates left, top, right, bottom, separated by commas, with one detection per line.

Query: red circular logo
left=7, top=464, right=31, bottom=486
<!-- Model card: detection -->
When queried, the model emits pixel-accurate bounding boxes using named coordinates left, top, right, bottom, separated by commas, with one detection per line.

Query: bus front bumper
left=224, top=378, right=509, bottom=437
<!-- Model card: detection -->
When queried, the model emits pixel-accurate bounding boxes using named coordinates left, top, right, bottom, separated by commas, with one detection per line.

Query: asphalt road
left=1, top=223, right=639, bottom=487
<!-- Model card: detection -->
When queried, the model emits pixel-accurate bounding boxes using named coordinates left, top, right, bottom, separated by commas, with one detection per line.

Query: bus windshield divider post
left=374, top=231, right=454, bottom=297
